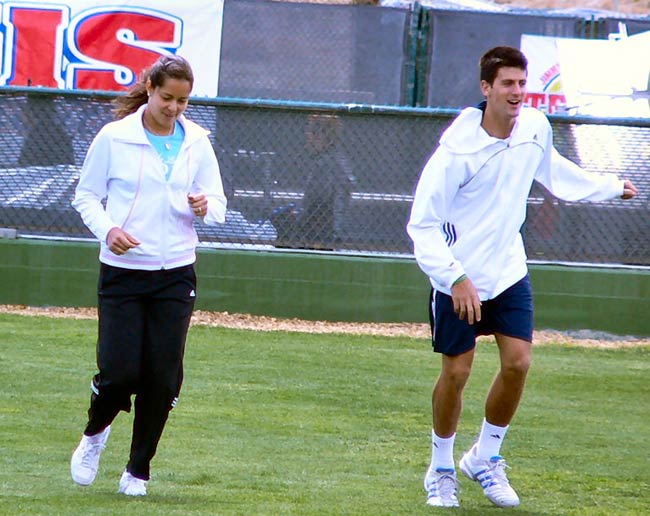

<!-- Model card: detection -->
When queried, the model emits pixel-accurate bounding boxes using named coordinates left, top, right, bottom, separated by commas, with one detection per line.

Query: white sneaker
left=424, top=465, right=459, bottom=507
left=459, top=444, right=520, bottom=507
left=118, top=470, right=148, bottom=496
left=70, top=426, right=111, bottom=486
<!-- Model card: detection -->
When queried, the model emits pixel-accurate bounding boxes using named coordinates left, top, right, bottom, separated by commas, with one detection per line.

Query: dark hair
left=479, top=46, right=528, bottom=85
left=113, top=54, right=194, bottom=120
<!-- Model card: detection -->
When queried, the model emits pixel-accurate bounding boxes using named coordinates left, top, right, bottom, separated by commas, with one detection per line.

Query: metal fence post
left=414, top=7, right=431, bottom=107
left=403, top=2, right=421, bottom=107
left=576, top=14, right=607, bottom=39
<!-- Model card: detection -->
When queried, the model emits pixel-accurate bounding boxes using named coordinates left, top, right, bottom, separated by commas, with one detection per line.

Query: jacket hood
left=440, top=105, right=546, bottom=155
left=439, top=107, right=491, bottom=155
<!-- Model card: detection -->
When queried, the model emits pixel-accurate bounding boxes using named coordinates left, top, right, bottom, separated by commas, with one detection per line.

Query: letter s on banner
left=65, top=8, right=181, bottom=91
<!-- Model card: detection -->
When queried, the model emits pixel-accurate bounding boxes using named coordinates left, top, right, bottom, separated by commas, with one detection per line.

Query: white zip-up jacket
left=407, top=106, right=624, bottom=300
left=72, top=104, right=227, bottom=270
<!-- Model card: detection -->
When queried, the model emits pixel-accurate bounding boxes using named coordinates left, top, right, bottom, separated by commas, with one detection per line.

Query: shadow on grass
left=452, top=508, right=551, bottom=516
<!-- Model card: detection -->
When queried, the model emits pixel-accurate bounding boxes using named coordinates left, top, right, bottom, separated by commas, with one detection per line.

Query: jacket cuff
left=439, top=262, right=466, bottom=289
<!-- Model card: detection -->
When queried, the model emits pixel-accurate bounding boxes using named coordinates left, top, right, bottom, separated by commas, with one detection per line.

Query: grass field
left=1, top=313, right=648, bottom=515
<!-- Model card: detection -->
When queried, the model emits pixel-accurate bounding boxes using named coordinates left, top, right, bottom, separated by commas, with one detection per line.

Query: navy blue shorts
left=429, top=274, right=534, bottom=356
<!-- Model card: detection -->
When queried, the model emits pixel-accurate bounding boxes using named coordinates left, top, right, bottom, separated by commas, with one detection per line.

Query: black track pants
left=84, top=263, right=196, bottom=480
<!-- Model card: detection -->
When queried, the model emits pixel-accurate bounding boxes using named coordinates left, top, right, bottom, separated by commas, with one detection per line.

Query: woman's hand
left=107, top=227, right=140, bottom=255
left=188, top=193, right=208, bottom=217
left=622, top=179, right=638, bottom=200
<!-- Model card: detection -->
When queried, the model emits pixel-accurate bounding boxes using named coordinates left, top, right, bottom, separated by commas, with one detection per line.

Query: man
left=406, top=46, right=637, bottom=508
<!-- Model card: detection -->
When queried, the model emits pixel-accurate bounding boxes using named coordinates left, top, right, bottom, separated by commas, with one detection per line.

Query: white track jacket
left=407, top=106, right=624, bottom=300
left=73, top=105, right=227, bottom=270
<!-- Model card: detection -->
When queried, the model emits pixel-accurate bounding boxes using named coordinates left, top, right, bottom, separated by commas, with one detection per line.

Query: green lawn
left=0, top=313, right=648, bottom=515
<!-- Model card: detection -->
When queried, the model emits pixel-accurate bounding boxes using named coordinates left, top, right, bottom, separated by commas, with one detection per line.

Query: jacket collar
left=113, top=104, right=210, bottom=146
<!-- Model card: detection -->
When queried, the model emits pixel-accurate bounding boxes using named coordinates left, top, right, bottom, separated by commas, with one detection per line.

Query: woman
left=70, top=55, right=227, bottom=496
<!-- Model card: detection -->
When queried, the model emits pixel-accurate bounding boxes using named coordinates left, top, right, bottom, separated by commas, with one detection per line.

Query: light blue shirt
left=145, top=121, right=185, bottom=181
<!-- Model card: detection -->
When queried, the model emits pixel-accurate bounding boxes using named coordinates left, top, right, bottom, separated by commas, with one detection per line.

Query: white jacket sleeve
left=536, top=131, right=624, bottom=202
left=71, top=129, right=119, bottom=243
left=191, top=137, right=227, bottom=225
left=407, top=149, right=466, bottom=288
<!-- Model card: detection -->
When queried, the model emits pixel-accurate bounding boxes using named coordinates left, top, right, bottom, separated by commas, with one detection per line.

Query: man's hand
left=451, top=276, right=482, bottom=325
left=107, top=227, right=140, bottom=255
left=622, top=179, right=638, bottom=200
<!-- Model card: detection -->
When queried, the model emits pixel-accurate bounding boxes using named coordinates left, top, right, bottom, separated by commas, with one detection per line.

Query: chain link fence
left=1, top=89, right=648, bottom=265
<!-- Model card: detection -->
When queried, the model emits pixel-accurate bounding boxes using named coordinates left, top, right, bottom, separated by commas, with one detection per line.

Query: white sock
left=431, top=429, right=455, bottom=470
left=476, top=418, right=508, bottom=460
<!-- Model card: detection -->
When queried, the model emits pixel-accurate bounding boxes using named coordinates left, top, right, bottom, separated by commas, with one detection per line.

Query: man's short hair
left=480, top=46, right=528, bottom=85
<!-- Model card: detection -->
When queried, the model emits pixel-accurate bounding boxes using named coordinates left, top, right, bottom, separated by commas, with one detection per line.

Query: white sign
left=557, top=30, right=650, bottom=118
left=520, top=34, right=567, bottom=114
left=521, top=31, right=650, bottom=118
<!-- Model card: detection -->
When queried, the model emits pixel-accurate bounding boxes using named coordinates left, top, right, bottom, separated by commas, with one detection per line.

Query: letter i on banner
left=2, top=5, right=67, bottom=87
